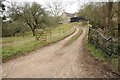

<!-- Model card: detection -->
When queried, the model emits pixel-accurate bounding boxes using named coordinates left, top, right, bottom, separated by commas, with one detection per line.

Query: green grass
left=2, top=23, right=76, bottom=62
left=2, top=33, right=34, bottom=47
left=84, top=27, right=119, bottom=74
left=111, top=58, right=119, bottom=72
left=84, top=27, right=109, bottom=61
left=64, top=27, right=83, bottom=46
left=86, top=43, right=119, bottom=74
left=2, top=40, right=43, bottom=60
left=86, top=43, right=110, bottom=61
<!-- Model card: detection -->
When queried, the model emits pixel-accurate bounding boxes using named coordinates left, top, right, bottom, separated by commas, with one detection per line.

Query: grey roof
left=64, top=12, right=75, bottom=17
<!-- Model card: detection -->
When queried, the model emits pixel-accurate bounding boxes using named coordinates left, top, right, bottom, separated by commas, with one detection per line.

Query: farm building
left=70, top=17, right=88, bottom=22
left=61, top=11, right=77, bottom=24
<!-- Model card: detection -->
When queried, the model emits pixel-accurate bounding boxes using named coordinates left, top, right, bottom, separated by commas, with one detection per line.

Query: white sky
left=4, top=0, right=113, bottom=14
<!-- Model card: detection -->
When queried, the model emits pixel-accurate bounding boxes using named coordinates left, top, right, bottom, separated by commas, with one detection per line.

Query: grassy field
left=2, top=23, right=76, bottom=62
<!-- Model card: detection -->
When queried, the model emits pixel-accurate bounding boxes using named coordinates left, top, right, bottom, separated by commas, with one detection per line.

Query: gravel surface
left=2, top=27, right=118, bottom=78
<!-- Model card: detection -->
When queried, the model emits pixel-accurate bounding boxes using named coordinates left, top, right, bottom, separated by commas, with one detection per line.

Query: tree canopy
left=8, top=2, right=48, bottom=36
left=77, top=2, right=118, bottom=38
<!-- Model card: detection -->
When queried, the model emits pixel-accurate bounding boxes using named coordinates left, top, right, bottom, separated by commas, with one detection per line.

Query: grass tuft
left=64, top=27, right=82, bottom=46
left=86, top=43, right=110, bottom=62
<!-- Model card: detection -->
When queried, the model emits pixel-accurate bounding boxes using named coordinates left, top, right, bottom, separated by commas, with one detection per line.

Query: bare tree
left=8, top=2, right=47, bottom=36
left=45, top=1, right=69, bottom=24
left=45, top=0, right=68, bottom=16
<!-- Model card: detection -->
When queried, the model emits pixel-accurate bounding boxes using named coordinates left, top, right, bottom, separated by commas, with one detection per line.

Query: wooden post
left=62, top=28, right=64, bottom=33
left=50, top=31, right=52, bottom=36
left=96, top=31, right=99, bottom=49
left=59, top=29, right=60, bottom=34
left=88, top=25, right=91, bottom=43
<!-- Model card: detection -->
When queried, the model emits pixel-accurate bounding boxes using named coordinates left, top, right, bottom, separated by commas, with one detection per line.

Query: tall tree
left=9, top=2, right=47, bottom=36
left=22, top=2, right=47, bottom=36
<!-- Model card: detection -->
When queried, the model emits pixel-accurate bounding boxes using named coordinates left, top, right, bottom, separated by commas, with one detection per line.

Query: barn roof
left=65, top=12, right=75, bottom=17
left=62, top=12, right=75, bottom=17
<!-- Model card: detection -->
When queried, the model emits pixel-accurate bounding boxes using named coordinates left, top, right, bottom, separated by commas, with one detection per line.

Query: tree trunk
left=107, top=2, right=113, bottom=35
left=32, top=29, right=35, bottom=36
left=13, top=32, right=17, bottom=36
left=118, top=1, right=120, bottom=52
left=118, top=1, right=120, bottom=73
left=26, top=23, right=36, bottom=36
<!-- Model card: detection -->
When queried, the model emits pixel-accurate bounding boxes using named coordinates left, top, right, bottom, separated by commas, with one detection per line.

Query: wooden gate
left=88, top=27, right=118, bottom=56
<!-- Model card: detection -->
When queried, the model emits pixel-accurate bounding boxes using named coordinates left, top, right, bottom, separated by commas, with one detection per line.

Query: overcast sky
left=4, top=0, right=113, bottom=14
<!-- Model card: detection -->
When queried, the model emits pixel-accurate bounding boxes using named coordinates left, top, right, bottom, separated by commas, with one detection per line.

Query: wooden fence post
left=110, top=37, right=113, bottom=56
left=88, top=26, right=91, bottom=43
left=96, top=31, right=99, bottom=48
left=59, top=29, right=60, bottom=34
left=63, top=28, right=65, bottom=33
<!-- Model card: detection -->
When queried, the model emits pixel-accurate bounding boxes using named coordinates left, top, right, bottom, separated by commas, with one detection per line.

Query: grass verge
left=64, top=27, right=82, bottom=46
left=84, top=27, right=119, bottom=75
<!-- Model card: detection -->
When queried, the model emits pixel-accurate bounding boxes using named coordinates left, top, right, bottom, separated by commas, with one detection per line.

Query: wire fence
left=35, top=27, right=75, bottom=41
